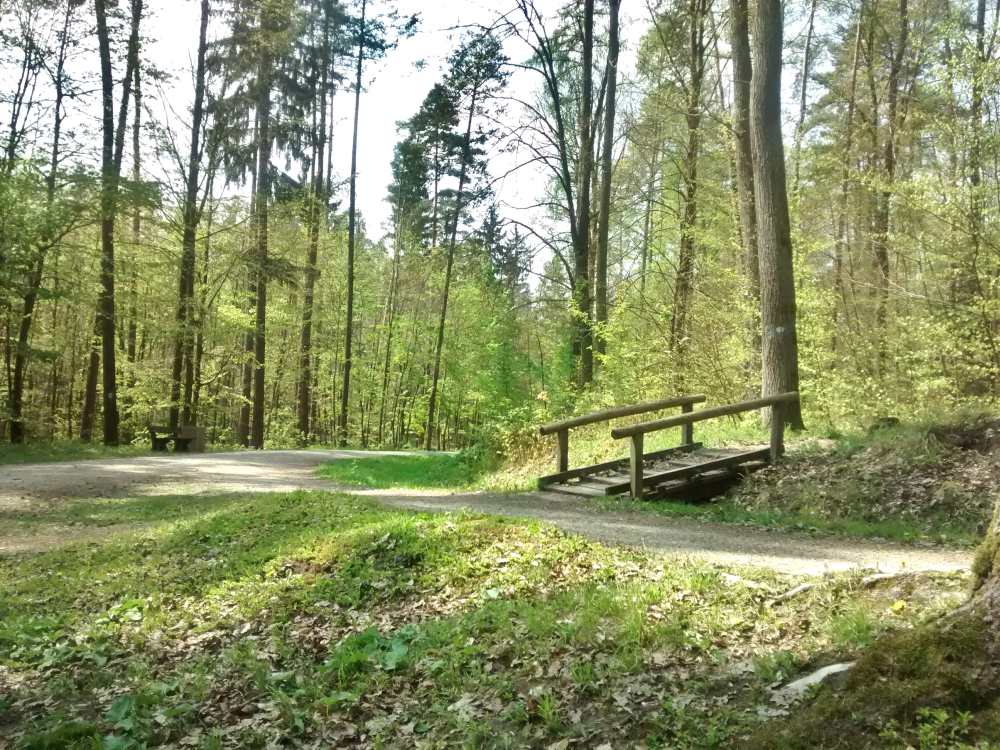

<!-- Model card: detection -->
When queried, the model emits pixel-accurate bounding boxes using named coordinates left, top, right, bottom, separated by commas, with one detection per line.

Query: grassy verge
left=318, top=452, right=487, bottom=490
left=596, top=497, right=982, bottom=548
left=0, top=489, right=975, bottom=748
left=0, top=440, right=155, bottom=466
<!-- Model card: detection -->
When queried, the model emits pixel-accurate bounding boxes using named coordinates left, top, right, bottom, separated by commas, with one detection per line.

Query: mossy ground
left=749, top=613, right=1000, bottom=749
left=0, top=489, right=975, bottom=748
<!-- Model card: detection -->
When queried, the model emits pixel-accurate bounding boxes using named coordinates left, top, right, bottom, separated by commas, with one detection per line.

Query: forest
left=3, top=0, right=1000, bottom=747
left=1, top=0, right=995, bottom=453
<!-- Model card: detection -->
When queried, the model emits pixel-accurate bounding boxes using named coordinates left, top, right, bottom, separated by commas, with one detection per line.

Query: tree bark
left=750, top=0, right=804, bottom=429
left=574, top=0, right=595, bottom=386
left=251, top=35, right=274, bottom=450
left=169, top=0, right=210, bottom=431
left=669, top=0, right=708, bottom=365
left=339, top=0, right=367, bottom=446
left=594, top=0, right=621, bottom=359
left=9, top=1, right=73, bottom=444
left=729, top=0, right=761, bottom=392
left=871, top=0, right=908, bottom=366
left=297, top=5, right=331, bottom=441
left=425, top=89, right=478, bottom=450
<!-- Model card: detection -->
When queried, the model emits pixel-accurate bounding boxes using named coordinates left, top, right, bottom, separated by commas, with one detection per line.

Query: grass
left=596, top=496, right=983, bottom=547
left=318, top=451, right=487, bottom=490
left=749, top=614, right=1000, bottom=749
left=0, top=440, right=154, bottom=465
left=0, top=489, right=975, bottom=748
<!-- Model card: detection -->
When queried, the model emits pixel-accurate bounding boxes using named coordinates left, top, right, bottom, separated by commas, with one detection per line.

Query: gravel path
left=0, top=450, right=973, bottom=575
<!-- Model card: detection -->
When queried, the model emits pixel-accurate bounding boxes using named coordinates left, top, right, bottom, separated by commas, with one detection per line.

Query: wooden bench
left=148, top=424, right=206, bottom=453
left=537, top=395, right=706, bottom=490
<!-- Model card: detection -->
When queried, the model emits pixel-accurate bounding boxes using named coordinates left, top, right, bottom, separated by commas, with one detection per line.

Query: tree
left=339, top=0, right=415, bottom=445
left=594, top=0, right=621, bottom=358
left=750, top=0, right=803, bottom=428
left=169, top=0, right=212, bottom=431
left=93, top=0, right=143, bottom=446
left=424, top=32, right=508, bottom=449
left=9, top=1, right=78, bottom=443
left=729, top=0, right=760, bottom=385
left=296, top=0, right=343, bottom=440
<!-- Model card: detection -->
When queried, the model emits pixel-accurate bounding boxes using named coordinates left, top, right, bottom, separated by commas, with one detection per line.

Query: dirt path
left=0, top=450, right=973, bottom=575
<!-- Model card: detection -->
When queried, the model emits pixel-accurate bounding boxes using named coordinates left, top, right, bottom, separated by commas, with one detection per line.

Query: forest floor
left=0, top=440, right=993, bottom=747
left=0, top=449, right=972, bottom=574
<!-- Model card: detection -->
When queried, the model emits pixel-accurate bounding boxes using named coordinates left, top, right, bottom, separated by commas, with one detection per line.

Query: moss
left=750, top=615, right=996, bottom=749
left=973, top=530, right=1000, bottom=591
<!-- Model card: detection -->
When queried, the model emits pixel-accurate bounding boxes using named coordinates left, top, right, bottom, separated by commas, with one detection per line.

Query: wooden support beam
left=629, top=433, right=644, bottom=499
left=539, top=394, right=706, bottom=435
left=770, top=401, right=785, bottom=462
left=537, top=443, right=702, bottom=489
left=611, top=392, right=799, bottom=439
left=555, top=428, right=569, bottom=473
left=681, top=401, right=695, bottom=445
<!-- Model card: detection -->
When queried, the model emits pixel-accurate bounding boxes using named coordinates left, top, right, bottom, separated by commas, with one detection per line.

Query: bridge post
left=629, top=433, right=644, bottom=499
left=769, top=401, right=785, bottom=462
left=681, top=402, right=695, bottom=445
left=556, top=428, right=569, bottom=473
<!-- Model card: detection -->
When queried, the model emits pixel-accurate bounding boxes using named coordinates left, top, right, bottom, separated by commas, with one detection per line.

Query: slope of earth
left=0, top=450, right=971, bottom=575
left=0, top=491, right=975, bottom=749
left=727, top=417, right=1000, bottom=545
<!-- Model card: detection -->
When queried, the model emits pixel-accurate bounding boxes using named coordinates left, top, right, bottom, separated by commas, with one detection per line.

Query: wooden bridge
left=537, top=392, right=799, bottom=500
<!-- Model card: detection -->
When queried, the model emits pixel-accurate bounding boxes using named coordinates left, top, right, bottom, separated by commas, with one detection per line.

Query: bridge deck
left=540, top=445, right=769, bottom=500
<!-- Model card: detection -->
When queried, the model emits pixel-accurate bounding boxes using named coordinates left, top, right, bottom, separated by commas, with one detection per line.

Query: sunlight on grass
left=0, top=440, right=153, bottom=466
left=319, top=452, right=483, bottom=489
left=0, top=489, right=970, bottom=748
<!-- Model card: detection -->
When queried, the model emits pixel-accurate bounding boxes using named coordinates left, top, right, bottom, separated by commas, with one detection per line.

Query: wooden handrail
left=610, top=392, right=799, bottom=439
left=613, top=392, right=799, bottom=499
left=539, top=394, right=706, bottom=435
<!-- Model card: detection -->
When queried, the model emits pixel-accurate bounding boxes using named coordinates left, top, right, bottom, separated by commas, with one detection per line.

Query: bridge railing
left=610, top=392, right=800, bottom=499
left=539, top=394, right=706, bottom=479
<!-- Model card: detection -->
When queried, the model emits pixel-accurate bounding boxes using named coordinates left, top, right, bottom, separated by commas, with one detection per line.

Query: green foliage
left=318, top=451, right=487, bottom=489
left=0, top=488, right=973, bottom=748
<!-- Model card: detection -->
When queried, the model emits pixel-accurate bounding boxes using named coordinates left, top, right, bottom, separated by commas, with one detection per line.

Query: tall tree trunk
left=377, top=235, right=401, bottom=446
left=123, top=57, right=141, bottom=443
left=80, top=311, right=100, bottom=442
left=251, top=49, right=273, bottom=450
left=94, top=0, right=142, bottom=446
left=834, top=5, right=865, bottom=349
left=297, top=8, right=331, bottom=440
left=425, top=89, right=478, bottom=450
left=872, top=0, right=908, bottom=367
left=730, top=0, right=760, bottom=391
left=9, top=1, right=72, bottom=444
left=750, top=0, right=804, bottom=428
left=670, top=0, right=707, bottom=365
left=791, top=0, right=818, bottom=195
left=574, top=0, right=595, bottom=386
left=594, top=0, right=621, bottom=359
left=169, top=0, right=210, bottom=431
left=339, top=0, right=366, bottom=446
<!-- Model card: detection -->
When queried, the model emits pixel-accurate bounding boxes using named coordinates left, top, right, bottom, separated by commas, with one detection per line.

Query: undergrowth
left=0, top=490, right=973, bottom=748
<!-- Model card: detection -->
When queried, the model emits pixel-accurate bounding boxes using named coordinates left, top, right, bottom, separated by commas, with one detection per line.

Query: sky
left=3, top=0, right=808, bottom=252
left=141, top=0, right=645, bottom=239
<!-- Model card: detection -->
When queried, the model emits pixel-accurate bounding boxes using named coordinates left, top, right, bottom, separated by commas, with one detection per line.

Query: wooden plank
left=537, top=443, right=702, bottom=488
left=546, top=482, right=610, bottom=498
left=603, top=448, right=772, bottom=496
left=611, top=392, right=800, bottom=439
left=539, top=394, right=706, bottom=435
